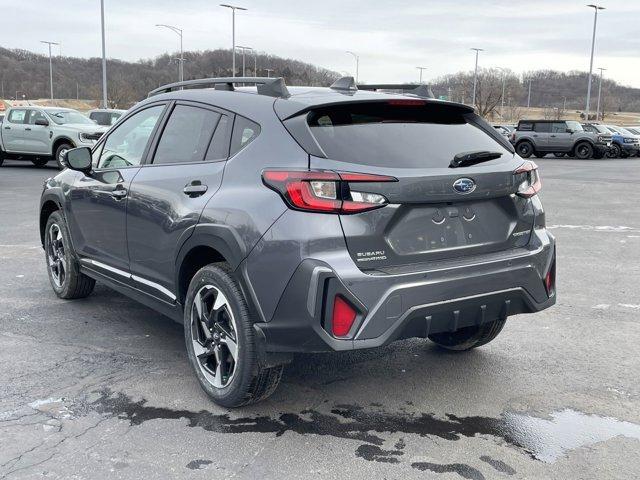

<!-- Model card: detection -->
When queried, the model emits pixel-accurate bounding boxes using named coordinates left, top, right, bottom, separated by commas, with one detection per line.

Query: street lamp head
left=220, top=4, right=247, bottom=10
left=587, top=4, right=605, bottom=9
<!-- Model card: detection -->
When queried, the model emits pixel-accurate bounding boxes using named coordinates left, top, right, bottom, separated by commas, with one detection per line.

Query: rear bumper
left=251, top=226, right=556, bottom=354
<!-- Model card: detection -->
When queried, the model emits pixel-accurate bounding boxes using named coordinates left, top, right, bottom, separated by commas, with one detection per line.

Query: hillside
left=1, top=46, right=639, bottom=115
left=0, top=46, right=340, bottom=108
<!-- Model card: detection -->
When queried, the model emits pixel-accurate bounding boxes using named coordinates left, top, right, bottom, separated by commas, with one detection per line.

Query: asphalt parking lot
left=1, top=157, right=639, bottom=480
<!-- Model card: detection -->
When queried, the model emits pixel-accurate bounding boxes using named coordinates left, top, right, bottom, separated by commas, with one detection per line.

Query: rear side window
left=230, top=116, right=260, bottom=156
left=153, top=105, right=221, bottom=165
left=518, top=121, right=533, bottom=131
left=534, top=122, right=551, bottom=133
left=306, top=102, right=509, bottom=168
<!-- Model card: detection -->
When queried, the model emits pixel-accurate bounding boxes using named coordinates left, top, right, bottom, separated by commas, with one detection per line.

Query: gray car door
left=2, top=109, right=28, bottom=152
left=547, top=122, right=572, bottom=152
left=66, top=104, right=166, bottom=278
left=125, top=102, right=232, bottom=301
left=532, top=122, right=551, bottom=151
left=24, top=109, right=52, bottom=154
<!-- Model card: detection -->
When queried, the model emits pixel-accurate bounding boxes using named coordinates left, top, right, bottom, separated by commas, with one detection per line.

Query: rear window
left=306, top=102, right=509, bottom=168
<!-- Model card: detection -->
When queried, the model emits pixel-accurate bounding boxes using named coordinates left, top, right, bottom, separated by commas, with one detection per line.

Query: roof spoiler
left=147, top=77, right=290, bottom=98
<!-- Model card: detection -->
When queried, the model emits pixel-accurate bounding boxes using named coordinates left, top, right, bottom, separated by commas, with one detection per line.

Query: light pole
left=156, top=24, right=184, bottom=82
left=40, top=40, right=59, bottom=102
left=100, top=0, right=108, bottom=108
left=497, top=67, right=507, bottom=119
left=596, top=67, right=606, bottom=120
left=470, top=48, right=483, bottom=108
left=527, top=77, right=532, bottom=108
left=585, top=4, right=605, bottom=120
left=220, top=4, right=247, bottom=77
left=237, top=45, right=252, bottom=77
left=346, top=51, right=359, bottom=83
left=416, top=66, right=427, bottom=84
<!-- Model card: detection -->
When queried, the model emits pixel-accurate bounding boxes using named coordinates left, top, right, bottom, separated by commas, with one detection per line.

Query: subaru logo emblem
left=452, top=178, right=476, bottom=194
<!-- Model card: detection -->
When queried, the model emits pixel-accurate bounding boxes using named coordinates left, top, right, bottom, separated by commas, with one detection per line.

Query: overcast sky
left=3, top=0, right=640, bottom=88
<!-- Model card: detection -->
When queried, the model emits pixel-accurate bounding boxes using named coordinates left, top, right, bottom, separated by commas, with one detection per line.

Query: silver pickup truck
left=0, top=106, right=108, bottom=168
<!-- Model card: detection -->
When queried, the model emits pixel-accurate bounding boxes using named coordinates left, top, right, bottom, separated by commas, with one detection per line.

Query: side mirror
left=63, top=147, right=92, bottom=173
left=566, top=128, right=574, bottom=134
left=35, top=118, right=49, bottom=127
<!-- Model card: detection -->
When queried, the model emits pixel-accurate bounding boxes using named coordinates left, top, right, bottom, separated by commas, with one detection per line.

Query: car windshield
left=605, top=126, right=621, bottom=134
left=47, top=110, right=95, bottom=125
left=615, top=127, right=634, bottom=136
left=566, top=121, right=583, bottom=132
left=627, top=128, right=640, bottom=135
left=591, top=125, right=609, bottom=134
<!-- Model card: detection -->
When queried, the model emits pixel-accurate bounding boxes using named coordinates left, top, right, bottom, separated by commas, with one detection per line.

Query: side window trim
left=92, top=102, right=169, bottom=171
left=145, top=100, right=233, bottom=167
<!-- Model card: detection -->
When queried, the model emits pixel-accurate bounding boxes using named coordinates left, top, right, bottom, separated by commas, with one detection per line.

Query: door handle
left=183, top=182, right=208, bottom=197
left=533, top=134, right=538, bottom=137
left=3, top=126, right=10, bottom=130
left=550, top=135, right=556, bottom=137
left=110, top=187, right=128, bottom=200
left=25, top=127, right=32, bottom=131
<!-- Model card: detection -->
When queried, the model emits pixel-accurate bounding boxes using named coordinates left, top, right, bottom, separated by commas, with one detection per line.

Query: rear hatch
left=285, top=100, right=536, bottom=271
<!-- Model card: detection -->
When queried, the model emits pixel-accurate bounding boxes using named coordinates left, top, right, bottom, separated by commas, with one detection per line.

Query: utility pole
left=76, top=82, right=79, bottom=100
left=585, top=4, right=605, bottom=120
left=220, top=4, right=247, bottom=78
left=156, top=24, right=184, bottom=82
left=346, top=51, right=359, bottom=83
left=416, top=66, right=427, bottom=84
left=265, top=68, right=274, bottom=78
left=40, top=40, right=59, bottom=102
left=470, top=48, right=483, bottom=108
left=596, top=67, right=606, bottom=121
left=100, top=0, right=108, bottom=108
left=527, top=77, right=532, bottom=108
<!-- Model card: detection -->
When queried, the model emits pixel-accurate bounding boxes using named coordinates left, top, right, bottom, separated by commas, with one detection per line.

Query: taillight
left=514, top=161, right=541, bottom=198
left=331, top=296, right=357, bottom=337
left=262, top=169, right=397, bottom=214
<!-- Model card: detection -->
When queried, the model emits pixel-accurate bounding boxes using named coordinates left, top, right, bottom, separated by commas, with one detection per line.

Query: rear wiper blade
left=449, top=150, right=503, bottom=168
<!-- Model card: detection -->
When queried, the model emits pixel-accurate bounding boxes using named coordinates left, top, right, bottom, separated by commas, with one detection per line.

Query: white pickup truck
left=0, top=106, right=108, bottom=168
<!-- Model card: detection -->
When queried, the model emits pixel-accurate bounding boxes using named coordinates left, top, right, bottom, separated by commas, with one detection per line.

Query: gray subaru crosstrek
left=39, top=77, right=556, bottom=407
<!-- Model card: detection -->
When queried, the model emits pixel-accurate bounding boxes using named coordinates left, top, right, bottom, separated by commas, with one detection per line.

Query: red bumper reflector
left=332, top=296, right=357, bottom=337
left=544, top=258, right=556, bottom=296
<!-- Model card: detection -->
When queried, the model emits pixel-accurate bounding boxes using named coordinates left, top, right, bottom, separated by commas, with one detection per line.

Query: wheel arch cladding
left=52, top=136, right=76, bottom=155
left=175, top=225, right=247, bottom=305
left=40, top=199, right=61, bottom=245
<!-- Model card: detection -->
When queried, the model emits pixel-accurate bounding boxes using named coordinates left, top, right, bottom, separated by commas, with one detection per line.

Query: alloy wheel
left=46, top=224, right=66, bottom=288
left=190, top=285, right=239, bottom=389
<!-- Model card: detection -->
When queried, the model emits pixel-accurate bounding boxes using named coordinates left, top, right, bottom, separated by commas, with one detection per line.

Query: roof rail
left=358, top=83, right=435, bottom=99
left=147, top=77, right=290, bottom=98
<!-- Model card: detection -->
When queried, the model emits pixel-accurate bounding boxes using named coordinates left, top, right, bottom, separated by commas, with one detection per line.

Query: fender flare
left=51, top=136, right=76, bottom=156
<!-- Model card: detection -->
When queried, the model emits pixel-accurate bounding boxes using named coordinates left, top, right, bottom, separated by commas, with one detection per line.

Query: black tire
left=428, top=317, right=507, bottom=351
left=184, top=264, right=283, bottom=408
left=593, top=151, right=604, bottom=159
left=553, top=152, right=565, bottom=158
left=44, top=211, right=95, bottom=299
left=608, top=143, right=621, bottom=158
left=574, top=142, right=593, bottom=160
left=515, top=141, right=534, bottom=158
left=32, top=158, right=49, bottom=168
left=54, top=143, right=73, bottom=169
left=0, top=149, right=5, bottom=167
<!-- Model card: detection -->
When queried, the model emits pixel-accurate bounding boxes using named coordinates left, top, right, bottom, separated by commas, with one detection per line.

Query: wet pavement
left=1, top=158, right=640, bottom=479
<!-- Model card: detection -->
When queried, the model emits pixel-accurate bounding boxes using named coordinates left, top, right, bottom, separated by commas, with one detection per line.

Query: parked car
left=87, top=108, right=127, bottom=127
left=510, top=120, right=610, bottom=159
left=601, top=125, right=640, bottom=158
left=493, top=124, right=511, bottom=138
left=0, top=107, right=108, bottom=168
left=39, top=76, right=556, bottom=407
